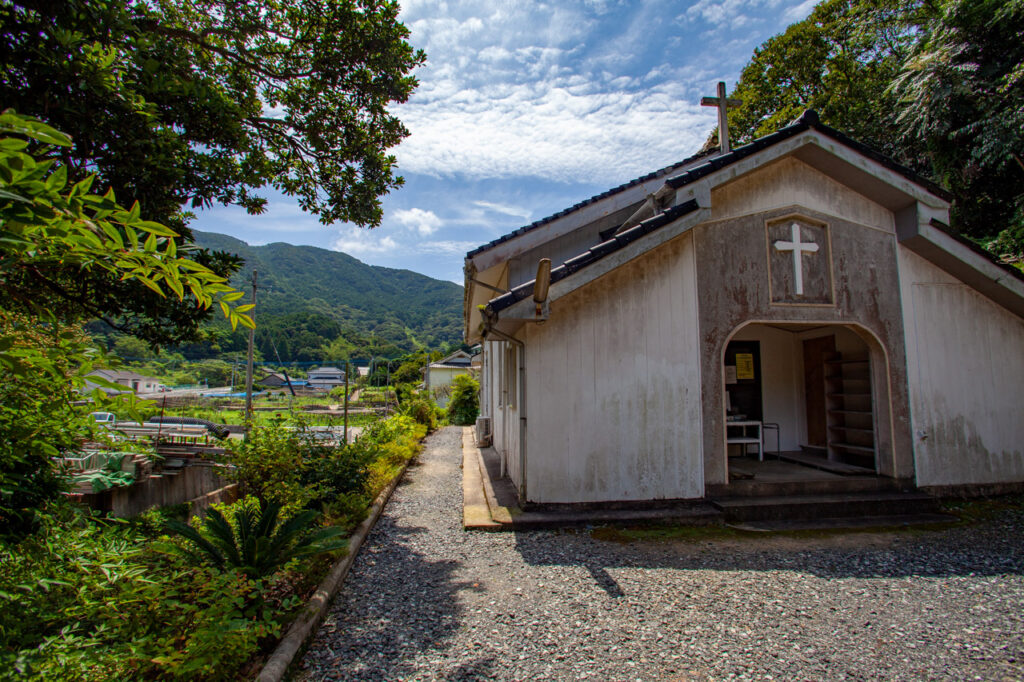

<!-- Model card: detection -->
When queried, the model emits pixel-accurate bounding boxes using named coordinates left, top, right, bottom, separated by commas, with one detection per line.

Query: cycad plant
left=165, top=498, right=346, bottom=578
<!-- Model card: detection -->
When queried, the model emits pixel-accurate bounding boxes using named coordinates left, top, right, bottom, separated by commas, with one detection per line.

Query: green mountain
left=191, top=230, right=464, bottom=360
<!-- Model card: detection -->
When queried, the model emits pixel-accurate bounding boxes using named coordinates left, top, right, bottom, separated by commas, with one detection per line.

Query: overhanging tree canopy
left=0, top=0, right=425, bottom=344
left=1, top=0, right=425, bottom=228
left=725, top=0, right=1024, bottom=253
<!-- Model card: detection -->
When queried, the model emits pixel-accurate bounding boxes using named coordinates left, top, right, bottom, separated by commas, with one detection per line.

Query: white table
left=726, top=420, right=763, bottom=461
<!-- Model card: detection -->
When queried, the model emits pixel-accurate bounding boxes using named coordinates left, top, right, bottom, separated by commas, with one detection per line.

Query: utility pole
left=244, top=270, right=257, bottom=430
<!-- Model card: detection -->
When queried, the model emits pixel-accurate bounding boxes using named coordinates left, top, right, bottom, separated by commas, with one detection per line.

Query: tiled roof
left=468, top=110, right=953, bottom=263
left=486, top=200, right=700, bottom=314
left=465, top=149, right=716, bottom=259
left=664, top=110, right=951, bottom=200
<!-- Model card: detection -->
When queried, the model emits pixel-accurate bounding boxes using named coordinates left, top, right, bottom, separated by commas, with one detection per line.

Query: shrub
left=165, top=497, right=346, bottom=578
left=403, top=395, right=442, bottom=430
left=300, top=441, right=376, bottom=506
left=228, top=418, right=376, bottom=513
left=359, top=415, right=427, bottom=494
left=446, top=374, right=480, bottom=425
left=226, top=417, right=308, bottom=508
left=0, top=504, right=296, bottom=680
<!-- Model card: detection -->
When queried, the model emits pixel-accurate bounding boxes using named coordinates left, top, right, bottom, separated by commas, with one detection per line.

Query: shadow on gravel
left=442, top=655, right=497, bottom=680
left=511, top=512, right=1024, bottom=587
left=305, top=514, right=481, bottom=681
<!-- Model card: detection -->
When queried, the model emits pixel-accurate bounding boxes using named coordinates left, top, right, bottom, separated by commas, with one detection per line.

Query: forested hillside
left=96, top=231, right=466, bottom=363
left=187, top=231, right=464, bottom=361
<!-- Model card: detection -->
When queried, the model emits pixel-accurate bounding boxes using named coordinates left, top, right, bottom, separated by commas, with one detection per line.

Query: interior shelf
left=824, top=352, right=876, bottom=467
left=831, top=442, right=876, bottom=454
left=828, top=425, right=874, bottom=435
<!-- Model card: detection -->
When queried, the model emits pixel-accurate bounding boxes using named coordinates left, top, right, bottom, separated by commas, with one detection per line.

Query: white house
left=464, top=110, right=1024, bottom=506
left=307, top=366, right=346, bottom=390
left=84, top=369, right=163, bottom=395
left=423, top=350, right=475, bottom=407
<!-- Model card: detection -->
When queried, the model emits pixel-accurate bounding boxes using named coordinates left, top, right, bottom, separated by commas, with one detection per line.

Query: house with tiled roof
left=464, top=109, right=1024, bottom=509
left=423, top=350, right=476, bottom=407
left=84, top=369, right=163, bottom=395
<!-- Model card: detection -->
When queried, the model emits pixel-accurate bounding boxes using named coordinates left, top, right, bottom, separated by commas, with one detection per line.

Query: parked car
left=90, top=412, right=117, bottom=426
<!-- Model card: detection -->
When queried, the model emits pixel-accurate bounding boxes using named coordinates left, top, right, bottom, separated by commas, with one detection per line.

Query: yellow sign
left=735, top=353, right=755, bottom=380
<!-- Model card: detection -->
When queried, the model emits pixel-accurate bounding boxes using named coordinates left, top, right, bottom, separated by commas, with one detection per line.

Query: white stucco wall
left=898, top=248, right=1024, bottom=486
left=522, top=232, right=704, bottom=503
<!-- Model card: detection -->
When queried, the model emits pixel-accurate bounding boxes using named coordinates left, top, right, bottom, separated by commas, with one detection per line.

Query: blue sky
left=193, top=0, right=818, bottom=284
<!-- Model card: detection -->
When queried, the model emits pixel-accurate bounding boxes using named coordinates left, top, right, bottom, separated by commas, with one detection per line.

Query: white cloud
left=392, top=207, right=443, bottom=235
left=388, top=0, right=750, bottom=185
left=418, top=240, right=480, bottom=255
left=330, top=227, right=398, bottom=256
left=395, top=80, right=716, bottom=185
left=783, top=0, right=817, bottom=23
left=473, top=200, right=531, bottom=220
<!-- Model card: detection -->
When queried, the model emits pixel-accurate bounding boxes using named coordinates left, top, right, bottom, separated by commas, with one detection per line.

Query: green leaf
left=136, top=276, right=165, bottom=297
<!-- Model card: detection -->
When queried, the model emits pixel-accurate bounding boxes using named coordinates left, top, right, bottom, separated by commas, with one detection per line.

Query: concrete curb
left=462, top=427, right=501, bottom=530
left=461, top=429, right=722, bottom=530
left=257, top=458, right=413, bottom=682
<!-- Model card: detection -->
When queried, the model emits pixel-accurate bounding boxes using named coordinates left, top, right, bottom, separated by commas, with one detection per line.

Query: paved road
left=301, top=426, right=1024, bottom=681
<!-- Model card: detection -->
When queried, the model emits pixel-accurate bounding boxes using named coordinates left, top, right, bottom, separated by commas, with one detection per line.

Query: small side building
left=307, top=366, right=346, bottom=390
left=85, top=369, right=163, bottom=395
left=423, top=350, right=475, bottom=407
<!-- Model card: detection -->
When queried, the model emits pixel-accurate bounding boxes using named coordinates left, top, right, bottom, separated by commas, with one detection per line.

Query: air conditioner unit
left=475, top=416, right=492, bottom=447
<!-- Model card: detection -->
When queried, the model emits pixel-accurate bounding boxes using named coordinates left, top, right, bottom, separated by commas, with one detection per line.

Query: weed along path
left=300, top=426, right=1024, bottom=681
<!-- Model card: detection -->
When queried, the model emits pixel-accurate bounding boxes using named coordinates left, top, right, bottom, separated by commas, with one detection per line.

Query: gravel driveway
left=300, top=426, right=1024, bottom=681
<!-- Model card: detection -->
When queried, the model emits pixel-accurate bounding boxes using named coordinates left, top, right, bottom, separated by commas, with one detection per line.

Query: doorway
left=720, top=322, right=888, bottom=483
left=802, top=335, right=835, bottom=447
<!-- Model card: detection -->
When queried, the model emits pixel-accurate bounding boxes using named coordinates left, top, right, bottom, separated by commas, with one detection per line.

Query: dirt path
left=300, top=426, right=1024, bottom=681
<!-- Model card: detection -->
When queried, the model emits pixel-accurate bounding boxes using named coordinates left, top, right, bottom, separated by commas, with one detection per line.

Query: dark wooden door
left=802, top=335, right=835, bottom=446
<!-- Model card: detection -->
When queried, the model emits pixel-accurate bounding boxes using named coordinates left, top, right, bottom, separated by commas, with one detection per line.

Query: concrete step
left=707, top=476, right=905, bottom=498
left=730, top=512, right=959, bottom=532
left=710, top=491, right=939, bottom=522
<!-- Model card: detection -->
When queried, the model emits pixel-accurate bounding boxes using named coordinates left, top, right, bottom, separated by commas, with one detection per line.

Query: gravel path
left=301, top=426, right=1024, bottom=681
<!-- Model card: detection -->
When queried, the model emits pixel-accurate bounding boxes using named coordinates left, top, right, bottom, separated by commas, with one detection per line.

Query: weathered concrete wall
left=694, top=197, right=915, bottom=486
left=898, top=248, right=1024, bottom=486
left=711, top=156, right=896, bottom=232
left=93, top=463, right=229, bottom=517
left=522, top=232, right=704, bottom=503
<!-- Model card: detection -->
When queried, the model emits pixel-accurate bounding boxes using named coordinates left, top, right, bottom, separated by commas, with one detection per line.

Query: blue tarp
left=202, top=391, right=267, bottom=398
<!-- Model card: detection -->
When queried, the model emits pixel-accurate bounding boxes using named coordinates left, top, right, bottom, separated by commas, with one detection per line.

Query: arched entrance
left=717, top=321, right=900, bottom=487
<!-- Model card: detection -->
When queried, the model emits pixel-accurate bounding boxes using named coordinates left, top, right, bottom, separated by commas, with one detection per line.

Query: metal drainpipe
left=484, top=326, right=527, bottom=502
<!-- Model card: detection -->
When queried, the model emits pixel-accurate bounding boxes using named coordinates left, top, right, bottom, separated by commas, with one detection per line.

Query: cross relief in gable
left=766, top=215, right=834, bottom=305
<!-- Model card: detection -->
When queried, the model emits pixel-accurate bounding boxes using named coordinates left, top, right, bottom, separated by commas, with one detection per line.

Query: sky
left=193, top=0, right=819, bottom=284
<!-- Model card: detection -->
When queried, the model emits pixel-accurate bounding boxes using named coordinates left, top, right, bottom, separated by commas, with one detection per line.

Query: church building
left=463, top=107, right=1024, bottom=506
